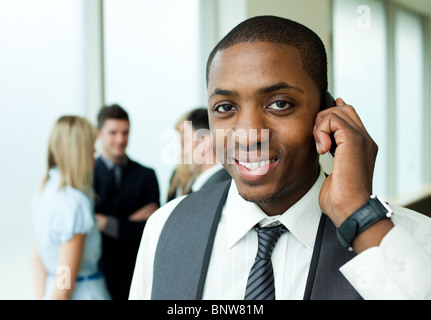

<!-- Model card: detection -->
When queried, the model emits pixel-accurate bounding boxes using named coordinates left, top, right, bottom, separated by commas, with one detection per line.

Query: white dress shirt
left=129, top=168, right=431, bottom=300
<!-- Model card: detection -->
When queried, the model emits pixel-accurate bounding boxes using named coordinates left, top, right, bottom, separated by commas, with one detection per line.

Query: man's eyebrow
left=258, top=82, right=304, bottom=94
left=210, top=82, right=303, bottom=99
left=210, top=88, right=239, bottom=99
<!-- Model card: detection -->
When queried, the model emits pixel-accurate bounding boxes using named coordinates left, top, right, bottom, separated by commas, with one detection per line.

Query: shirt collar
left=225, top=167, right=325, bottom=250
left=100, top=155, right=128, bottom=170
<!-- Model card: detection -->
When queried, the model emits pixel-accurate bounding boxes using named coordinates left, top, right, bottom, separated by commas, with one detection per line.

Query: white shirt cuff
left=340, top=225, right=431, bottom=300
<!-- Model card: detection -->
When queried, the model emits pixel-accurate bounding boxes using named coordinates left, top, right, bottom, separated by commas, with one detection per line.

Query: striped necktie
left=245, top=224, right=287, bottom=300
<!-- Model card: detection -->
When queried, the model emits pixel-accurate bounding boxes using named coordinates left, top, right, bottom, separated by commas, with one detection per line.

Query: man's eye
left=267, top=100, right=291, bottom=110
left=215, top=104, right=237, bottom=113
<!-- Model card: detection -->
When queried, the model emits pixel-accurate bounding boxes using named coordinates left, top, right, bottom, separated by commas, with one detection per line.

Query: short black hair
left=97, top=104, right=129, bottom=129
left=206, top=15, right=328, bottom=95
left=186, top=107, right=209, bottom=131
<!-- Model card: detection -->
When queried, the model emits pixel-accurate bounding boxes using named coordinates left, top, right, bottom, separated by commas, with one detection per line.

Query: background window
left=394, top=9, right=424, bottom=196
left=0, top=0, right=86, bottom=298
left=333, top=0, right=388, bottom=196
left=103, top=0, right=202, bottom=201
left=333, top=0, right=429, bottom=202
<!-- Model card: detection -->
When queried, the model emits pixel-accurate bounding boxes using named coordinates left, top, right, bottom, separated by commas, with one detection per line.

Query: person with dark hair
left=205, top=15, right=328, bottom=97
left=95, top=104, right=160, bottom=300
left=130, top=16, right=431, bottom=300
left=97, top=104, right=130, bottom=130
left=181, top=107, right=231, bottom=194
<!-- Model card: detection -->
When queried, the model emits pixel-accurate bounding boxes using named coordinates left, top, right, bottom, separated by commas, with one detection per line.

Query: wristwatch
left=336, top=195, right=393, bottom=251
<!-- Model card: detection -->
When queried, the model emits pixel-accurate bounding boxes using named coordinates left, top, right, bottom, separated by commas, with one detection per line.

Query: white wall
left=0, top=0, right=88, bottom=299
left=103, top=0, right=202, bottom=204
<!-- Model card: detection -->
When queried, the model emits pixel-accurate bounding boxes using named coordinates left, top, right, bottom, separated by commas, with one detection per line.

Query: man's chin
left=239, top=192, right=274, bottom=204
left=109, top=153, right=127, bottom=163
left=235, top=183, right=282, bottom=204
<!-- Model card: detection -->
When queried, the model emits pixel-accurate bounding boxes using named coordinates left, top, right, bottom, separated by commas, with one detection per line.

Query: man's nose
left=234, top=107, right=268, bottom=148
left=116, top=133, right=127, bottom=144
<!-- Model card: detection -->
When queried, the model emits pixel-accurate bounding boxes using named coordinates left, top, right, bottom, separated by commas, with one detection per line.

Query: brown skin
left=207, top=42, right=393, bottom=253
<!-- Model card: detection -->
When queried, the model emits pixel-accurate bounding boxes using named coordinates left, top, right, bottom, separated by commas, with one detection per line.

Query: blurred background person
left=167, top=110, right=196, bottom=202
left=31, top=116, right=110, bottom=300
left=94, top=104, right=160, bottom=300
left=166, top=163, right=195, bottom=202
left=182, top=108, right=231, bottom=193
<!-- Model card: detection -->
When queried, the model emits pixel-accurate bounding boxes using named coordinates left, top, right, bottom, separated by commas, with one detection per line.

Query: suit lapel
left=151, top=180, right=231, bottom=300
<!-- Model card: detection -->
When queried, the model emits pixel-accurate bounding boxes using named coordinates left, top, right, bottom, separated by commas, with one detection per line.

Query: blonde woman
left=31, top=116, right=110, bottom=300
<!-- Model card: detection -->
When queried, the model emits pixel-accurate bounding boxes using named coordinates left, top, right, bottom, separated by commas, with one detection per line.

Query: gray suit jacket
left=200, top=167, right=231, bottom=189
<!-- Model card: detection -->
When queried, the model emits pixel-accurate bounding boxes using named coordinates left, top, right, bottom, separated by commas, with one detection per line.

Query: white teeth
left=238, top=159, right=272, bottom=171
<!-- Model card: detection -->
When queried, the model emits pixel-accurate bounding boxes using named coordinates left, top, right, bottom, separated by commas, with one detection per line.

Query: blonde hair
left=42, top=116, right=96, bottom=197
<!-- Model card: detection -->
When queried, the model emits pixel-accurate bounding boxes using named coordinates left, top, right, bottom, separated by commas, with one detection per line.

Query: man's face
left=98, top=119, right=129, bottom=162
left=207, top=42, right=321, bottom=215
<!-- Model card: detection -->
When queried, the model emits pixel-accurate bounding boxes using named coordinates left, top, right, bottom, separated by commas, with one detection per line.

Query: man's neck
left=255, top=165, right=320, bottom=216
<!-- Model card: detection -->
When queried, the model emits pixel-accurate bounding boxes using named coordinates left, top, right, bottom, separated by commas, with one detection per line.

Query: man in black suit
left=94, top=104, right=160, bottom=300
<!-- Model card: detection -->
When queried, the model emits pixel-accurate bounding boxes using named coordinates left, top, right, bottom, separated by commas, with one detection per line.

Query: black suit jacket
left=94, top=156, right=160, bottom=299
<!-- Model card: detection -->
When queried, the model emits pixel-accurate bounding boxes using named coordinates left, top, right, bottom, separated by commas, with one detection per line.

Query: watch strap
left=336, top=195, right=392, bottom=251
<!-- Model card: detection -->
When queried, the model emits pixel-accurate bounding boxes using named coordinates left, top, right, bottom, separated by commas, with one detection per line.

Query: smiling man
left=94, top=104, right=160, bottom=300
left=129, top=16, right=431, bottom=300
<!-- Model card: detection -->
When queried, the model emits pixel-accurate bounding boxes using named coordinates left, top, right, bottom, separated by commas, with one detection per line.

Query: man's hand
left=129, top=202, right=159, bottom=222
left=314, top=97, right=377, bottom=226
left=313, top=97, right=393, bottom=252
left=95, top=213, right=108, bottom=231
